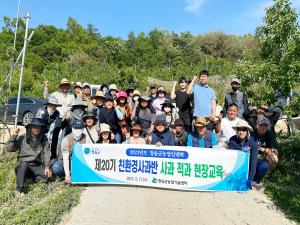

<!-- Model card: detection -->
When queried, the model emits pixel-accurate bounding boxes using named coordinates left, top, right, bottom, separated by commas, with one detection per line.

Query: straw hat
left=193, top=116, right=208, bottom=127
left=109, top=84, right=118, bottom=91
left=91, top=90, right=105, bottom=99
left=58, top=78, right=71, bottom=88
left=132, top=90, right=141, bottom=96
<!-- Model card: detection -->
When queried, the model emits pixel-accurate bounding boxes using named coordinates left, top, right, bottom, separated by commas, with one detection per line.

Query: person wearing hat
left=130, top=90, right=141, bottom=109
left=172, top=119, right=188, bottom=146
left=7, top=119, right=52, bottom=196
left=100, top=83, right=109, bottom=97
left=123, top=124, right=146, bottom=144
left=228, top=120, right=258, bottom=190
left=73, top=82, right=83, bottom=100
left=146, top=114, right=174, bottom=146
left=223, top=78, right=249, bottom=119
left=43, top=78, right=75, bottom=118
left=161, top=99, right=179, bottom=128
left=108, top=84, right=118, bottom=101
left=52, top=119, right=86, bottom=184
left=148, top=84, right=157, bottom=102
left=126, top=86, right=135, bottom=98
left=131, top=94, right=156, bottom=137
left=187, top=70, right=216, bottom=131
left=115, top=91, right=132, bottom=125
left=36, top=97, right=62, bottom=159
left=90, top=90, right=105, bottom=122
left=171, top=76, right=192, bottom=132
left=187, top=116, right=217, bottom=148
left=97, top=123, right=117, bottom=144
left=98, top=96, right=122, bottom=143
left=152, top=86, right=167, bottom=115
left=81, top=83, right=92, bottom=109
left=252, top=116, right=278, bottom=189
left=83, top=111, right=99, bottom=144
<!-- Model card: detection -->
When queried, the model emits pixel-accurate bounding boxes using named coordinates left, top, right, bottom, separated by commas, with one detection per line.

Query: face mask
left=72, top=128, right=83, bottom=141
left=164, top=107, right=171, bottom=113
left=119, top=99, right=126, bottom=104
left=133, top=96, right=139, bottom=101
left=73, top=108, right=84, bottom=118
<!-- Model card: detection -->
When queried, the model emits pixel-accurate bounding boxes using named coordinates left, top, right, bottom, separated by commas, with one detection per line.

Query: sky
left=0, top=0, right=300, bottom=39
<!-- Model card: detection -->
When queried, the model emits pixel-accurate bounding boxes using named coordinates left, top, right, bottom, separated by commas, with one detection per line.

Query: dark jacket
left=149, top=129, right=174, bottom=146
left=7, top=133, right=50, bottom=167
left=173, top=130, right=188, bottom=146
left=98, top=108, right=120, bottom=134
left=244, top=107, right=281, bottom=132
left=228, top=135, right=258, bottom=181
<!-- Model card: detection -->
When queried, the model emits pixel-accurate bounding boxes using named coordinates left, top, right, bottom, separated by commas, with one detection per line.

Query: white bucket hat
left=232, top=120, right=253, bottom=132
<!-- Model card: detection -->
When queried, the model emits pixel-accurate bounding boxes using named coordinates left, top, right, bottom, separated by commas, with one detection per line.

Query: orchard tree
left=237, top=0, right=300, bottom=112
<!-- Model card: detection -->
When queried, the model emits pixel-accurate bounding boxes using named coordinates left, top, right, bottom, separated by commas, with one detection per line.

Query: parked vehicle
left=0, top=97, right=46, bottom=125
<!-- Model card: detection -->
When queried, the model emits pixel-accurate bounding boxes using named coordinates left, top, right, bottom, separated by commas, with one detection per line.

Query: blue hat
left=71, top=119, right=85, bottom=129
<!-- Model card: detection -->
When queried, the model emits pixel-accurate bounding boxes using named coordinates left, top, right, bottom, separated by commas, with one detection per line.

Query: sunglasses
left=237, top=128, right=248, bottom=132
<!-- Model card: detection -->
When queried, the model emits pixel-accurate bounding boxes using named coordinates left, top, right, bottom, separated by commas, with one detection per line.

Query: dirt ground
left=60, top=185, right=295, bottom=225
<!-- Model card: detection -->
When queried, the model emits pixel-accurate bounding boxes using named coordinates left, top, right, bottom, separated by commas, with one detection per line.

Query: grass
left=0, top=152, right=82, bottom=225
left=264, top=133, right=300, bottom=223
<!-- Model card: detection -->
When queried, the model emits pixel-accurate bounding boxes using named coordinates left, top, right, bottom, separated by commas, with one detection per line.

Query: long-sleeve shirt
left=44, top=88, right=74, bottom=118
left=228, top=136, right=258, bottom=181
left=149, top=129, right=174, bottom=146
left=7, top=134, right=51, bottom=167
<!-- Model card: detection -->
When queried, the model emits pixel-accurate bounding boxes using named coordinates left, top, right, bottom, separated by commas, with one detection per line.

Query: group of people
left=7, top=69, right=281, bottom=196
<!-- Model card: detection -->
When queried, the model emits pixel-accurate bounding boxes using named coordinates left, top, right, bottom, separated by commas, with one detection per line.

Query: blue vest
left=191, top=130, right=213, bottom=148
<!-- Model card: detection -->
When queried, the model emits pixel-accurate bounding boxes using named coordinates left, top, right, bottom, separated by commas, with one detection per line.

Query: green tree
left=236, top=0, right=300, bottom=110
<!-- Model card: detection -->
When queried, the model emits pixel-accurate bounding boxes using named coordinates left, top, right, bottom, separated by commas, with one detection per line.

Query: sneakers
left=14, top=191, right=26, bottom=198
left=252, top=182, right=264, bottom=190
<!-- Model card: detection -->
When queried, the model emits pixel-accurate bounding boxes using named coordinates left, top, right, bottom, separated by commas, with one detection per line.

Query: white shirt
left=219, top=116, right=242, bottom=145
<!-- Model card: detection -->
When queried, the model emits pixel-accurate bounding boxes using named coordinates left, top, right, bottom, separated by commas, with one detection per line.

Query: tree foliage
left=237, top=0, right=300, bottom=113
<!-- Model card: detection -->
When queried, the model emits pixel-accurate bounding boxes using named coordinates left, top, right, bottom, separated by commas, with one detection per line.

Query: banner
left=71, top=144, right=249, bottom=192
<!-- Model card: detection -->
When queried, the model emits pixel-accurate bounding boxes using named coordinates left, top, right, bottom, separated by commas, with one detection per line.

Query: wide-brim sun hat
left=193, top=116, right=208, bottom=127
left=73, top=82, right=83, bottom=89
left=161, top=99, right=175, bottom=108
left=58, top=78, right=71, bottom=88
left=91, top=90, right=105, bottom=99
left=232, top=120, right=253, bottom=132
left=139, top=94, right=151, bottom=101
left=25, top=118, right=46, bottom=128
left=117, top=91, right=128, bottom=99
left=82, top=111, right=98, bottom=122
left=71, top=98, right=88, bottom=108
left=44, top=97, right=62, bottom=107
left=132, top=90, right=141, bottom=96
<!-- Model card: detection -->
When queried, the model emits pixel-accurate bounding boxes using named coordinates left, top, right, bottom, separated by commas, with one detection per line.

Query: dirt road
left=60, top=185, right=295, bottom=225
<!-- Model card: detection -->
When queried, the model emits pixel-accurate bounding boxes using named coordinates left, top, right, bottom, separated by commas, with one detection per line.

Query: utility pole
left=14, top=12, right=30, bottom=127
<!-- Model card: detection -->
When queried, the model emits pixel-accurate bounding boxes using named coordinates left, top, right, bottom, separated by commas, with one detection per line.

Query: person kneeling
left=7, top=119, right=52, bottom=196
left=52, top=119, right=86, bottom=184
left=187, top=116, right=217, bottom=148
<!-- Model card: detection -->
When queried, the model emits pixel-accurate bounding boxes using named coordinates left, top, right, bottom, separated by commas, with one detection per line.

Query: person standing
left=187, top=70, right=216, bottom=131
left=224, top=78, right=249, bottom=119
left=43, top=78, right=75, bottom=119
left=171, top=76, right=192, bottom=132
